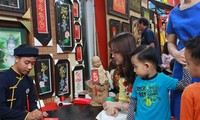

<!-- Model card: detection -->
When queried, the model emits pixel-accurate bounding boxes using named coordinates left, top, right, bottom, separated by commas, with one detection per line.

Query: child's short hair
left=185, top=36, right=200, bottom=62
left=130, top=45, right=158, bottom=68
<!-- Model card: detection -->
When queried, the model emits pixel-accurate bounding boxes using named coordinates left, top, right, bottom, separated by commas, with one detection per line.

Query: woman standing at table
left=97, top=32, right=136, bottom=119
left=166, top=0, right=200, bottom=119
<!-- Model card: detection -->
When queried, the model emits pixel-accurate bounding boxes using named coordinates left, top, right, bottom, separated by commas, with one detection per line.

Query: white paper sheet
left=96, top=110, right=128, bottom=120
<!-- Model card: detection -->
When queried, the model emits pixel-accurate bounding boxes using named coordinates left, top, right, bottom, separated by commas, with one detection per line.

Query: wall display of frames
left=73, top=0, right=79, bottom=20
left=55, top=1, right=74, bottom=52
left=34, top=54, right=53, bottom=99
left=121, top=22, right=130, bottom=32
left=129, top=0, right=141, bottom=13
left=107, top=0, right=129, bottom=19
left=55, top=59, right=71, bottom=97
left=109, top=19, right=120, bottom=40
left=0, top=0, right=26, bottom=17
left=0, top=27, right=26, bottom=73
left=75, top=44, right=83, bottom=64
left=32, top=0, right=52, bottom=46
left=74, top=22, right=81, bottom=42
left=72, top=66, right=84, bottom=98
left=141, top=7, right=150, bottom=21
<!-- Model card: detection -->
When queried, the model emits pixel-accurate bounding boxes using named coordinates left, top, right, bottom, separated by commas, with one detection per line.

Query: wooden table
left=47, top=104, right=103, bottom=120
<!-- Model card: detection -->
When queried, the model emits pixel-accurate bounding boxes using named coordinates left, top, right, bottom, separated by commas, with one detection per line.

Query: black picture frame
left=32, top=0, right=52, bottom=46
left=121, top=22, right=130, bottom=32
left=34, top=54, right=53, bottom=99
left=0, top=0, right=26, bottom=17
left=72, top=65, right=85, bottom=98
left=55, top=1, right=74, bottom=52
left=107, top=0, right=129, bottom=19
left=129, top=0, right=141, bottom=13
left=55, top=59, right=71, bottom=97
left=109, top=19, right=120, bottom=40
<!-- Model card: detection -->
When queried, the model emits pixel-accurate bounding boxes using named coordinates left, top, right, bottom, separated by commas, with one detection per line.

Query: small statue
left=86, top=56, right=110, bottom=106
left=92, top=56, right=108, bottom=85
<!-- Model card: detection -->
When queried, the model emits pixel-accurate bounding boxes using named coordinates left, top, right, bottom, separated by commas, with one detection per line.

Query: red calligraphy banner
left=113, top=0, right=126, bottom=14
left=73, top=2, right=79, bottom=18
left=36, top=0, right=48, bottom=33
left=76, top=45, right=82, bottom=61
left=74, top=24, right=80, bottom=39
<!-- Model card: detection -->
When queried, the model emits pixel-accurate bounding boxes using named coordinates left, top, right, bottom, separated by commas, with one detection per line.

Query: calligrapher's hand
left=174, top=48, right=186, bottom=66
left=27, top=109, right=43, bottom=120
left=43, top=111, right=49, bottom=117
left=105, top=107, right=119, bottom=117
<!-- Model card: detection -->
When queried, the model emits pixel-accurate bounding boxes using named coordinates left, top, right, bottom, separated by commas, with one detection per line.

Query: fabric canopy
left=149, top=0, right=174, bottom=15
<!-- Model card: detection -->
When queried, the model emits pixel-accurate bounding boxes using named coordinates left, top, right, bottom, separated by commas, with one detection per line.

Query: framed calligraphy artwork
left=141, top=7, right=150, bottom=21
left=109, top=19, right=120, bottom=40
left=32, top=0, right=52, bottom=46
left=55, top=1, right=74, bottom=52
left=35, top=54, right=53, bottom=99
left=75, top=44, right=83, bottom=64
left=72, top=66, right=84, bottom=98
left=0, top=27, right=26, bottom=73
left=130, top=16, right=139, bottom=32
left=0, top=0, right=26, bottom=17
left=74, top=22, right=81, bottom=42
left=130, top=16, right=140, bottom=46
left=107, top=0, right=129, bottom=19
left=129, top=0, right=141, bottom=13
left=73, top=0, right=79, bottom=20
left=121, top=22, right=130, bottom=32
left=55, top=59, right=71, bottom=97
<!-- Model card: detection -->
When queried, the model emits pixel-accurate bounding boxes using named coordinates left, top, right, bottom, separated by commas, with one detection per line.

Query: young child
left=161, top=42, right=173, bottom=75
left=127, top=45, right=191, bottom=120
left=180, top=36, right=200, bottom=120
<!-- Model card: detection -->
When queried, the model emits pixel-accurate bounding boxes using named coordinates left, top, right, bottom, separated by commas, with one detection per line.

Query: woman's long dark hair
left=109, top=32, right=136, bottom=85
